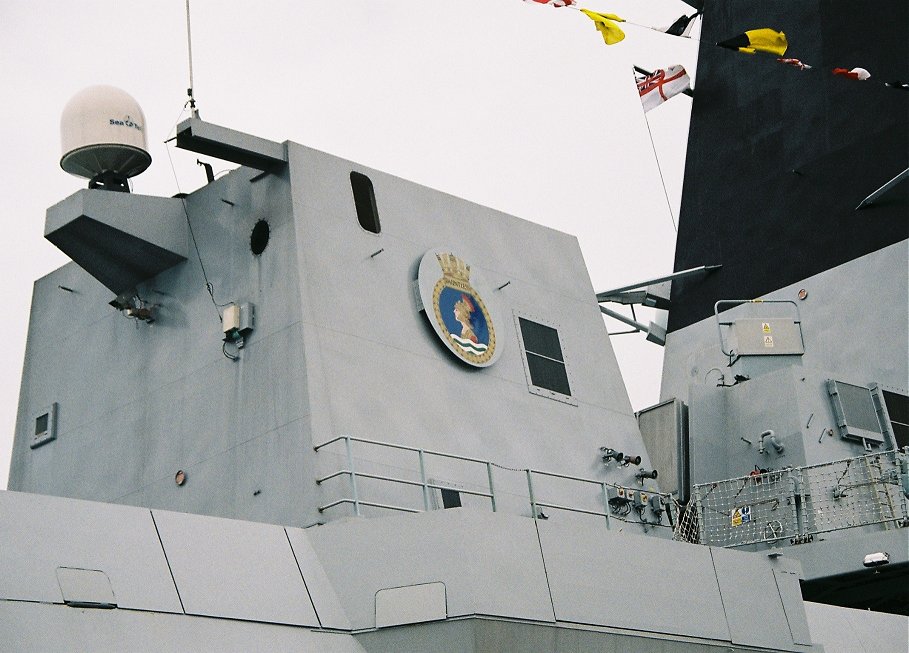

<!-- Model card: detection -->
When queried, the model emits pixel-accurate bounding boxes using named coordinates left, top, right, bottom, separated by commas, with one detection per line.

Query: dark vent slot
left=350, top=171, right=380, bottom=234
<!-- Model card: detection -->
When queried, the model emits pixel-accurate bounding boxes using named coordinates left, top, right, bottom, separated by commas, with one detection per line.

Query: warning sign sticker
left=762, top=322, right=772, bottom=333
left=731, top=505, right=752, bottom=527
left=763, top=335, right=774, bottom=348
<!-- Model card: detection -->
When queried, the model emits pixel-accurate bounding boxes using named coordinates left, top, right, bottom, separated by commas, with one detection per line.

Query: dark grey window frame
left=514, top=312, right=577, bottom=406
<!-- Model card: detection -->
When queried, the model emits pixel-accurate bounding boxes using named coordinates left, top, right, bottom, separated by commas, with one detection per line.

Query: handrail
left=314, top=434, right=675, bottom=529
left=315, top=434, right=496, bottom=465
left=713, top=299, right=803, bottom=357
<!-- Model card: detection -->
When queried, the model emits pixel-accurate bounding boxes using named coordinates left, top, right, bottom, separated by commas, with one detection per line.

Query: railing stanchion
left=418, top=449, right=430, bottom=511
left=344, top=436, right=361, bottom=517
left=526, top=469, right=538, bottom=519
left=601, top=482, right=611, bottom=529
left=487, top=462, right=497, bottom=512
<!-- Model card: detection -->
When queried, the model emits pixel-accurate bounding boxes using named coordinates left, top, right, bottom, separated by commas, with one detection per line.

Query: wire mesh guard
left=674, top=451, right=908, bottom=547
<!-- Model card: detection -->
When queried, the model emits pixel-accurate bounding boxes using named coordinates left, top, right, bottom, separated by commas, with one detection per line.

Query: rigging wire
left=637, top=68, right=680, bottom=234
left=163, top=138, right=223, bottom=321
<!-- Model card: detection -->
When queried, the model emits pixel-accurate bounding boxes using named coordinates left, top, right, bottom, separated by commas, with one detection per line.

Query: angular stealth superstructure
left=11, top=117, right=651, bottom=530
left=656, top=0, right=908, bottom=615
left=2, top=1, right=908, bottom=651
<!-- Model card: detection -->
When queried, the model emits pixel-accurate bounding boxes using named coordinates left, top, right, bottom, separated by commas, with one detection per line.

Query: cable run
left=163, top=140, right=223, bottom=321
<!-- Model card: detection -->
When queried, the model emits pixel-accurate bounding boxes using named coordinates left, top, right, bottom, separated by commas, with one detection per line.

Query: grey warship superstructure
left=1, top=1, right=907, bottom=651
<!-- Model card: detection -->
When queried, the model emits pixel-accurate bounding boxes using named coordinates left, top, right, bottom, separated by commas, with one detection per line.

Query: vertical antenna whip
left=185, top=0, right=200, bottom=118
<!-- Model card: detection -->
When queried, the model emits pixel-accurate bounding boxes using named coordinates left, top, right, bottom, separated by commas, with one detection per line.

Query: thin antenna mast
left=185, top=0, right=200, bottom=118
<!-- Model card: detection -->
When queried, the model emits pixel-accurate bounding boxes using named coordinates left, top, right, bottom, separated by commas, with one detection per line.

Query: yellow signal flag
left=717, top=28, right=788, bottom=56
left=579, top=9, right=626, bottom=45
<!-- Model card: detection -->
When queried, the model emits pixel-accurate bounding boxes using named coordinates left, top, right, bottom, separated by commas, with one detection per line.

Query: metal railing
left=314, top=435, right=498, bottom=515
left=314, top=435, right=675, bottom=529
left=674, top=450, right=909, bottom=547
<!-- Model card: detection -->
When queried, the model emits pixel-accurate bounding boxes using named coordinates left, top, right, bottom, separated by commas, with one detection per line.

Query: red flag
left=833, top=67, right=870, bottom=80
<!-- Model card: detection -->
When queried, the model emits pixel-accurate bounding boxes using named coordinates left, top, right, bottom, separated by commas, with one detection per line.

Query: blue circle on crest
left=416, top=248, right=501, bottom=367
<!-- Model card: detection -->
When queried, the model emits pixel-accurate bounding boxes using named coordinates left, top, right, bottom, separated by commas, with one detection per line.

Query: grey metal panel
left=45, top=216, right=187, bottom=295
left=661, top=241, right=908, bottom=413
left=0, top=600, right=367, bottom=653
left=687, top=384, right=729, bottom=486
left=805, top=601, right=909, bottom=653
left=287, top=142, right=651, bottom=502
left=536, top=518, right=730, bottom=641
left=782, top=527, right=909, bottom=581
left=44, top=189, right=188, bottom=260
left=152, top=508, right=319, bottom=626
left=375, top=582, right=447, bottom=628
left=731, top=318, right=804, bottom=356
left=774, top=569, right=813, bottom=645
left=44, top=188, right=188, bottom=294
left=710, top=547, right=810, bottom=652
left=56, top=567, right=116, bottom=607
left=11, top=165, right=323, bottom=528
left=356, top=617, right=795, bottom=653
left=307, top=509, right=556, bottom=629
left=176, top=117, right=287, bottom=171
left=285, top=526, right=352, bottom=630
left=0, top=491, right=182, bottom=613
left=637, top=398, right=682, bottom=494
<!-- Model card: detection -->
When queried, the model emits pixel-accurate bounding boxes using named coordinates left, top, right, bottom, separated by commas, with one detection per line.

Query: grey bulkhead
left=659, top=240, right=908, bottom=478
left=9, top=138, right=649, bottom=528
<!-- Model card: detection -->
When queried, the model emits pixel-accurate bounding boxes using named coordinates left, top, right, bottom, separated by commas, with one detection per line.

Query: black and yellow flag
left=717, top=28, right=788, bottom=56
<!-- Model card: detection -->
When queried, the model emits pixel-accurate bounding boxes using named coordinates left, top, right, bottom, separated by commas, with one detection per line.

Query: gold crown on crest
left=436, top=252, right=471, bottom=283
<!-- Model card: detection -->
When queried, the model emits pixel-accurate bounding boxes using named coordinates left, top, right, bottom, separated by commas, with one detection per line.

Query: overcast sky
left=0, top=0, right=699, bottom=487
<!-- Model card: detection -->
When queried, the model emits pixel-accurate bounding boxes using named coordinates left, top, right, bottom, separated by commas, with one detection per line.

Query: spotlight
left=863, top=552, right=890, bottom=568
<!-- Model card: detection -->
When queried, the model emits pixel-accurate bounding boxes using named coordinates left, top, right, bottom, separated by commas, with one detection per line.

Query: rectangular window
left=518, top=316, right=574, bottom=402
left=883, top=390, right=908, bottom=449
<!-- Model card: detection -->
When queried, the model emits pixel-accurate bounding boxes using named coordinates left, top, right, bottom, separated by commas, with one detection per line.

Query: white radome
left=60, top=85, right=151, bottom=180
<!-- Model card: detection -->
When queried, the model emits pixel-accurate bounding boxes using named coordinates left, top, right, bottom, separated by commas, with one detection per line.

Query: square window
left=440, top=488, right=462, bottom=509
left=31, top=403, right=58, bottom=449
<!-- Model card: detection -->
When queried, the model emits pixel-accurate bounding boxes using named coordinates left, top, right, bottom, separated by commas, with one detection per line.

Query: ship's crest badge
left=417, top=249, right=500, bottom=367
